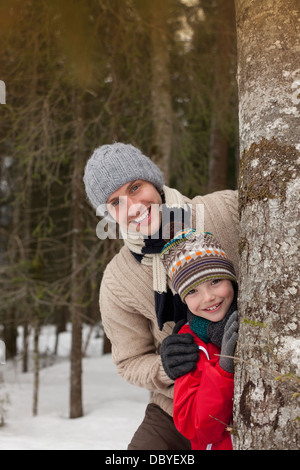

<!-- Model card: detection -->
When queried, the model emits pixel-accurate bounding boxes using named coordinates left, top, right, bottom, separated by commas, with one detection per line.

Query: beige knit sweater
left=100, top=189, right=239, bottom=417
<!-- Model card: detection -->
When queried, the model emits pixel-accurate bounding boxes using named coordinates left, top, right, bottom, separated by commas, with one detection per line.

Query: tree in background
left=148, top=0, right=173, bottom=184
left=0, top=0, right=239, bottom=419
left=170, top=0, right=238, bottom=196
left=234, top=0, right=300, bottom=449
left=208, top=0, right=237, bottom=192
left=0, top=0, right=105, bottom=417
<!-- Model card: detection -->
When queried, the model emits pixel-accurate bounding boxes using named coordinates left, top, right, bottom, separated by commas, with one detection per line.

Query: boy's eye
left=211, top=279, right=221, bottom=285
left=111, top=199, right=119, bottom=207
left=186, top=289, right=196, bottom=296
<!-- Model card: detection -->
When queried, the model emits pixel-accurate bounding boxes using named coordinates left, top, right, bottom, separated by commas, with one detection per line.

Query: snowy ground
left=0, top=324, right=149, bottom=450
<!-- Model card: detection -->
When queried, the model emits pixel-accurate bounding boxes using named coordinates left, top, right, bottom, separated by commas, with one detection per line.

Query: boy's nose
left=201, top=286, right=215, bottom=303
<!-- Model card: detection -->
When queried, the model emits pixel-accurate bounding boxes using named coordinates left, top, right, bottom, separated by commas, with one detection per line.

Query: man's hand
left=161, top=324, right=199, bottom=380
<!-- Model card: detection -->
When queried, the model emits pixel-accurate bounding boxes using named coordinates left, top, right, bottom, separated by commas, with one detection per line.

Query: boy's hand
left=219, top=311, right=238, bottom=373
left=207, top=307, right=233, bottom=348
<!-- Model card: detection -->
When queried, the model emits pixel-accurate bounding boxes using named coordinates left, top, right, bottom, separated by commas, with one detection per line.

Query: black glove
left=219, top=311, right=238, bottom=374
left=207, top=294, right=238, bottom=348
left=161, top=322, right=199, bottom=380
left=172, top=319, right=187, bottom=334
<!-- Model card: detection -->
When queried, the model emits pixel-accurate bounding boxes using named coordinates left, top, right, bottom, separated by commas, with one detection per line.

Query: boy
left=160, top=229, right=238, bottom=450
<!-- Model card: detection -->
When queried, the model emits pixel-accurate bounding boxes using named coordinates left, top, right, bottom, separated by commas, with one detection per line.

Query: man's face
left=106, top=180, right=163, bottom=236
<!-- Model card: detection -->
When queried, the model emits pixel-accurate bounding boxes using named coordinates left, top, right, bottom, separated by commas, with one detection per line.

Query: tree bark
left=234, top=0, right=300, bottom=449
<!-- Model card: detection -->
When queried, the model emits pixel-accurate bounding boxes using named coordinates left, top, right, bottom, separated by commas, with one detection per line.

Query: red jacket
left=173, top=324, right=234, bottom=450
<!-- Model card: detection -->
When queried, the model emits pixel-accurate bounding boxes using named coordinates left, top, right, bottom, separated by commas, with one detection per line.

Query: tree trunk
left=22, top=164, right=33, bottom=374
left=22, top=321, right=29, bottom=373
left=32, top=318, right=40, bottom=416
left=208, top=0, right=236, bottom=192
left=54, top=306, right=67, bottom=355
left=3, top=310, right=17, bottom=359
left=149, top=0, right=172, bottom=184
left=0, top=370, right=8, bottom=426
left=69, top=91, right=85, bottom=419
left=234, top=0, right=300, bottom=449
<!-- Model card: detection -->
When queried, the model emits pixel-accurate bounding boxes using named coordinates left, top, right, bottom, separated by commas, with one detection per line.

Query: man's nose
left=118, top=196, right=138, bottom=213
left=128, top=200, right=147, bottom=217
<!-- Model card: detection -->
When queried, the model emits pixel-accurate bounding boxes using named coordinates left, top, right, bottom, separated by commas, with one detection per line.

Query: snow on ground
left=0, top=324, right=149, bottom=450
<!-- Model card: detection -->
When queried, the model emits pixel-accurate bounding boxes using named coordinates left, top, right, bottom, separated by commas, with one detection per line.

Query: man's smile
left=132, top=207, right=151, bottom=225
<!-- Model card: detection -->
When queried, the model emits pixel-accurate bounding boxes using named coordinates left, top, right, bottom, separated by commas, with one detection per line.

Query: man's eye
left=131, top=184, right=140, bottom=192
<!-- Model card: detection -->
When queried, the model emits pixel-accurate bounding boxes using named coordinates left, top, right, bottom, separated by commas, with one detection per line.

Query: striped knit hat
left=160, top=229, right=236, bottom=302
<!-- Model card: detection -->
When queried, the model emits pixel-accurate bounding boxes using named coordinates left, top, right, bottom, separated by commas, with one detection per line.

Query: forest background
left=1, top=0, right=299, bottom=451
left=0, top=0, right=239, bottom=420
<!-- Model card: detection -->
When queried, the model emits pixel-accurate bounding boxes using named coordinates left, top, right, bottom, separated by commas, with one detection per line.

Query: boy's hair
left=160, top=229, right=236, bottom=302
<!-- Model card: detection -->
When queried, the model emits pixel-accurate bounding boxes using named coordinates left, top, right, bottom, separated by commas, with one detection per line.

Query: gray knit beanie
left=83, top=142, right=165, bottom=213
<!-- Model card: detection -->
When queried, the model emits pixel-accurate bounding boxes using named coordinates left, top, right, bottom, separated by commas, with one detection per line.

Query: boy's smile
left=185, top=279, right=234, bottom=322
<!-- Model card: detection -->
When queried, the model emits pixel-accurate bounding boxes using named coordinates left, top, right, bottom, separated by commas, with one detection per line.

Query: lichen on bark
left=239, top=137, right=300, bottom=213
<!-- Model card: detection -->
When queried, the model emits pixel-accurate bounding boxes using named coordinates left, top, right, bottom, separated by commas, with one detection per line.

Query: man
left=83, top=142, right=239, bottom=450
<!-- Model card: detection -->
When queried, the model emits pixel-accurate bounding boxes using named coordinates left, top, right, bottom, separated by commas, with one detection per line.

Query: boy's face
left=185, top=279, right=234, bottom=322
left=106, top=180, right=162, bottom=236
